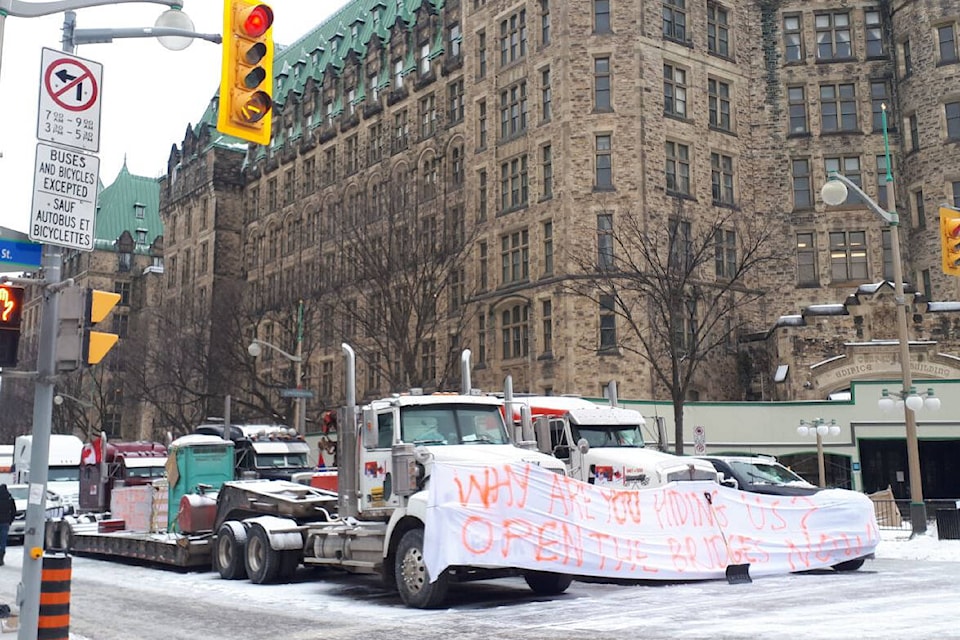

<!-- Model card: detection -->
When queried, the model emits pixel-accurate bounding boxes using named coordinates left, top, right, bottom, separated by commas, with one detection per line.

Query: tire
left=215, top=522, right=248, bottom=580
left=394, top=528, right=449, bottom=609
left=833, top=557, right=866, bottom=572
left=245, top=524, right=282, bottom=584
left=523, top=571, right=573, bottom=595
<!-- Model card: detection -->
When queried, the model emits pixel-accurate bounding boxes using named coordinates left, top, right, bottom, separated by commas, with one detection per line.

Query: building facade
left=159, top=0, right=960, bottom=434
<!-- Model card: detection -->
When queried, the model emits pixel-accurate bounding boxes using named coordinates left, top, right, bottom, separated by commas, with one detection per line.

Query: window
left=542, top=144, right=553, bottom=199
left=914, top=189, right=926, bottom=229
left=448, top=79, right=464, bottom=124
left=542, top=0, right=551, bottom=44
left=452, top=145, right=465, bottom=186
left=477, top=240, right=489, bottom=293
left=394, top=59, right=404, bottom=88
left=449, top=23, right=462, bottom=58
left=501, top=229, right=530, bottom=284
left=882, top=229, right=894, bottom=281
left=824, top=156, right=862, bottom=203
left=797, top=232, right=819, bottom=286
left=477, top=314, right=487, bottom=364
left=597, top=212, right=614, bottom=269
left=865, top=10, right=884, bottom=57
left=715, top=228, right=736, bottom=279
left=783, top=14, right=803, bottom=62
left=543, top=221, right=554, bottom=275
left=420, top=43, right=431, bottom=75
left=346, top=135, right=359, bottom=175
left=420, top=339, right=437, bottom=382
left=792, top=158, right=812, bottom=209
left=939, top=24, right=959, bottom=64
left=541, top=299, right=553, bottom=354
left=303, top=157, right=316, bottom=192
left=663, top=63, right=687, bottom=118
left=541, top=67, right=552, bottom=122
left=500, top=155, right=529, bottom=210
left=663, top=0, right=686, bottom=42
left=499, top=81, right=528, bottom=138
left=369, top=71, right=381, bottom=103
left=368, top=124, right=384, bottom=164
left=502, top=304, right=529, bottom=358
left=478, top=100, right=487, bottom=148
left=902, top=39, right=912, bottom=75
left=909, top=113, right=920, bottom=151
left=323, top=148, right=336, bottom=185
left=947, top=101, right=960, bottom=139
left=788, top=86, right=807, bottom=134
left=595, top=134, right=613, bottom=189
left=115, top=281, right=131, bottom=306
left=594, top=0, right=610, bottom=34
left=449, top=268, right=465, bottom=311
left=820, top=83, right=858, bottom=132
left=478, top=30, right=487, bottom=78
left=134, top=203, right=145, bottom=220
left=871, top=81, right=891, bottom=132
left=876, top=155, right=890, bottom=209
left=500, top=9, right=527, bottom=66
left=954, top=181, right=960, bottom=208
left=815, top=12, right=852, bottom=60
left=393, top=109, right=409, bottom=152
left=594, top=57, right=611, bottom=111
left=708, top=78, right=732, bottom=131
left=829, top=231, right=867, bottom=281
left=665, top=141, right=691, bottom=195
left=599, top=295, right=617, bottom=351
left=669, top=218, right=692, bottom=271
left=420, top=94, right=437, bottom=138
left=922, top=269, right=932, bottom=301
left=707, top=3, right=730, bottom=57
left=478, top=170, right=488, bottom=220
left=266, top=179, right=277, bottom=211
left=711, top=152, right=734, bottom=205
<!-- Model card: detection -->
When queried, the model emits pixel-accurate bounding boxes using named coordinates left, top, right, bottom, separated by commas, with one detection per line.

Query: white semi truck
left=510, top=395, right=720, bottom=489
left=211, top=344, right=573, bottom=608
left=14, top=433, right=84, bottom=511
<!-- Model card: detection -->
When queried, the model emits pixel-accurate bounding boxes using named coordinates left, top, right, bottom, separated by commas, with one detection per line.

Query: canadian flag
left=81, top=438, right=103, bottom=465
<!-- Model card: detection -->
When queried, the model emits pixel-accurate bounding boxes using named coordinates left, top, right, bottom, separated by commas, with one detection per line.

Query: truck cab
left=194, top=423, right=312, bottom=481
left=515, top=396, right=720, bottom=489
left=14, top=434, right=83, bottom=512
left=78, top=440, right=168, bottom=512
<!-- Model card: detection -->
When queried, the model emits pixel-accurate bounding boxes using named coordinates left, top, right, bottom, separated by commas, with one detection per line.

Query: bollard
left=38, top=554, right=71, bottom=640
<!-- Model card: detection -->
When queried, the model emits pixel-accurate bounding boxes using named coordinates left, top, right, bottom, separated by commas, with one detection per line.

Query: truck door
left=358, top=408, right=402, bottom=512
left=563, top=419, right=588, bottom=482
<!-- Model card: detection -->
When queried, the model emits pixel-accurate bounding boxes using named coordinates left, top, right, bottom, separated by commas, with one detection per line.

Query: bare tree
left=568, top=202, right=778, bottom=454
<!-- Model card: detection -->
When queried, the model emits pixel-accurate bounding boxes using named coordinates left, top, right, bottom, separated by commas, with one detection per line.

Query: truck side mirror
left=361, top=407, right=379, bottom=449
left=720, top=475, right=739, bottom=489
left=533, top=416, right=552, bottom=454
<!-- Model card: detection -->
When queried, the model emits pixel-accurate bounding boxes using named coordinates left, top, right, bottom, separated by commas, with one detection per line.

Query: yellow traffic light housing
left=218, top=0, right=274, bottom=145
left=84, top=289, right=121, bottom=365
left=0, top=285, right=25, bottom=367
left=940, top=207, right=960, bottom=277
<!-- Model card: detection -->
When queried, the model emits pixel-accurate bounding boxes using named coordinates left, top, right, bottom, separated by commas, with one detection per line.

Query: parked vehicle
left=8, top=484, right=64, bottom=543
left=696, top=455, right=820, bottom=496
left=14, top=434, right=83, bottom=512
left=78, top=439, right=167, bottom=512
left=193, top=423, right=312, bottom=481
left=0, top=444, right=13, bottom=485
left=513, top=394, right=720, bottom=489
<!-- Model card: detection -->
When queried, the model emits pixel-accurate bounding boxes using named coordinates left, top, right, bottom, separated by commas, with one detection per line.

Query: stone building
left=158, top=0, right=960, bottom=436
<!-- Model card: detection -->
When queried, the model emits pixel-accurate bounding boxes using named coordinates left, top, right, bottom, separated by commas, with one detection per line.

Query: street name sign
left=29, top=143, right=100, bottom=252
left=0, top=236, right=42, bottom=272
left=36, top=47, right=103, bottom=153
left=281, top=388, right=315, bottom=399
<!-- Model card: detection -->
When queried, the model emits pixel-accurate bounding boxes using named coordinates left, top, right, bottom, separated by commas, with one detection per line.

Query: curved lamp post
left=797, top=418, right=841, bottom=488
left=820, top=103, right=927, bottom=536
left=248, top=335, right=306, bottom=434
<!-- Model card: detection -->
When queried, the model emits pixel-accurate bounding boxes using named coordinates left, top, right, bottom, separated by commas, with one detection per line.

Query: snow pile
left=875, top=525, right=960, bottom=562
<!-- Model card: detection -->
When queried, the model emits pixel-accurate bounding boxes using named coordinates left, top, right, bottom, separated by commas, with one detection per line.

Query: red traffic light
left=241, top=5, right=273, bottom=38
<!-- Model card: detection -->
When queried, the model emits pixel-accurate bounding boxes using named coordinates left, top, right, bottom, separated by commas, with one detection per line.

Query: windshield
left=48, top=467, right=79, bottom=482
left=401, top=404, right=509, bottom=445
left=254, top=452, right=309, bottom=468
left=126, top=466, right=167, bottom=480
left=572, top=425, right=645, bottom=448
left=8, top=486, right=28, bottom=500
left=730, top=460, right=809, bottom=485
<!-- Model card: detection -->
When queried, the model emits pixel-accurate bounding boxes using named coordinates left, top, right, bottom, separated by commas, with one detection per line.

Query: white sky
left=0, top=0, right=345, bottom=235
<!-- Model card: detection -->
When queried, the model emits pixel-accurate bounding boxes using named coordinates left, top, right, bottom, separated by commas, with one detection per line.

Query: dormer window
left=352, top=24, right=358, bottom=39
left=136, top=229, right=147, bottom=244
left=134, top=202, right=145, bottom=219
left=373, top=9, right=380, bottom=24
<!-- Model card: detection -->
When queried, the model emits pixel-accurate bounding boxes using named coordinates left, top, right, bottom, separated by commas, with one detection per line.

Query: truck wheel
left=833, top=557, right=865, bottom=572
left=523, top=571, right=573, bottom=595
left=395, top=528, right=449, bottom=609
left=215, top=522, right=248, bottom=580
left=245, top=524, right=282, bottom=584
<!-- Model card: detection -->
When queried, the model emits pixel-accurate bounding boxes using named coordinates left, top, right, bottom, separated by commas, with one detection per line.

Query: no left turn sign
left=37, top=48, right=103, bottom=153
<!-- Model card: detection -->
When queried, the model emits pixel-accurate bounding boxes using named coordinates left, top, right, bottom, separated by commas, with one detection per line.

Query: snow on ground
left=875, top=523, right=960, bottom=561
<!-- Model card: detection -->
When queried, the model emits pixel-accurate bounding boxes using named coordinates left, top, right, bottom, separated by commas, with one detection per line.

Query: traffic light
left=217, top=0, right=274, bottom=145
left=940, top=207, right=960, bottom=277
left=0, top=285, right=25, bottom=368
left=56, top=286, right=121, bottom=370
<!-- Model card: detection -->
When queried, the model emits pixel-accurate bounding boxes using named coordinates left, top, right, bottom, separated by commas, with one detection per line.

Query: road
left=1, top=550, right=958, bottom=639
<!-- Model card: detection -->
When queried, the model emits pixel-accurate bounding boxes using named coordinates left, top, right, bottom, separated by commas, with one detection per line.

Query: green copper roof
left=93, top=162, right=162, bottom=253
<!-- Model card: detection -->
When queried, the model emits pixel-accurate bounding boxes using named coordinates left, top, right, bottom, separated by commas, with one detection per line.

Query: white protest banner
left=424, top=463, right=879, bottom=582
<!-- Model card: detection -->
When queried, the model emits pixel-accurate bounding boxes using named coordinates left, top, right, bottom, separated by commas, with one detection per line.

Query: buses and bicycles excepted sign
left=29, top=143, right=99, bottom=251
left=37, top=47, right=103, bottom=153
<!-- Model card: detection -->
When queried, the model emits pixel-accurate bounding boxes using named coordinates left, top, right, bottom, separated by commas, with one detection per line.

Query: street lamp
left=820, top=102, right=928, bottom=536
left=797, top=418, right=841, bottom=488
left=247, top=337, right=306, bottom=434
